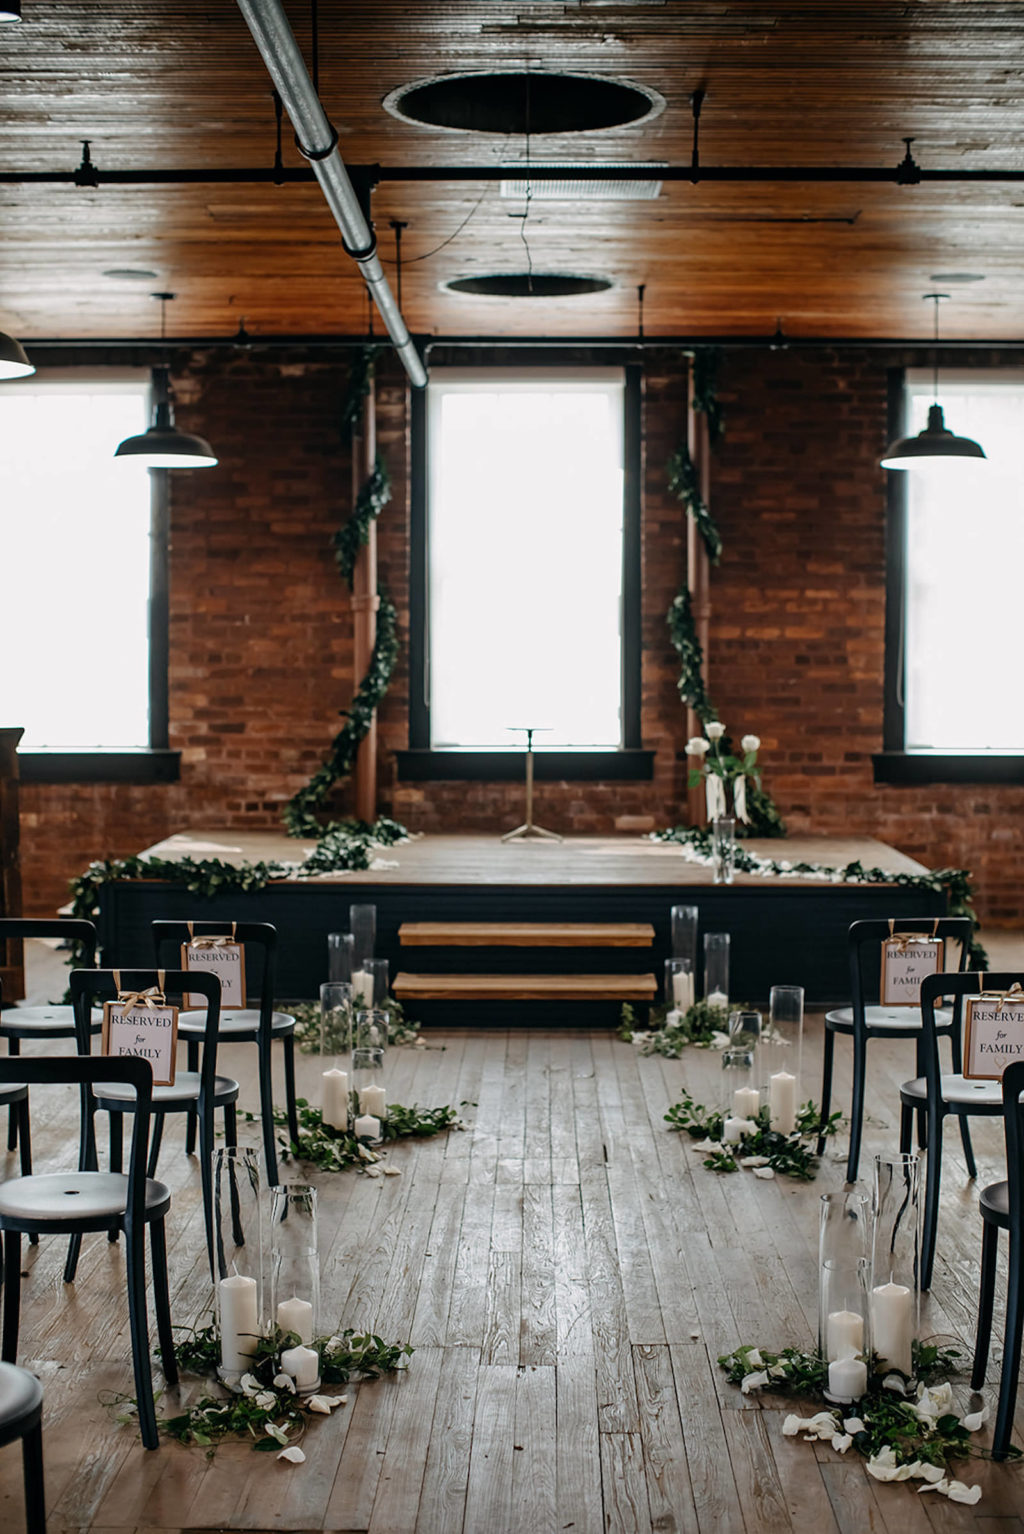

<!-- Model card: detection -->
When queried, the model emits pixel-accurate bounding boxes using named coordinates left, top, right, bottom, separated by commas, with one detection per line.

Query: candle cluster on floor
left=664, top=1089, right=840, bottom=1180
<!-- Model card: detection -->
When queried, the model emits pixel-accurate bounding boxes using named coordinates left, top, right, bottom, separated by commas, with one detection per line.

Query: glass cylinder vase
left=670, top=904, right=699, bottom=969
left=269, top=1183, right=321, bottom=1394
left=762, top=984, right=805, bottom=1117
left=871, top=1154, right=921, bottom=1379
left=213, top=1146, right=264, bottom=1389
left=352, top=1010, right=387, bottom=1137
left=721, top=1045, right=759, bottom=1143
left=819, top=1189, right=872, bottom=1404
left=704, top=932, right=731, bottom=1009
left=712, top=816, right=736, bottom=885
left=664, top=957, right=695, bottom=1014
left=351, top=955, right=388, bottom=1011
left=349, top=903, right=377, bottom=969
left=327, top=931, right=354, bottom=985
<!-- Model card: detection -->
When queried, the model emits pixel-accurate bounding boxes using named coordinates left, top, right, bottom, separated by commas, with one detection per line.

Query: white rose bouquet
left=686, top=724, right=763, bottom=826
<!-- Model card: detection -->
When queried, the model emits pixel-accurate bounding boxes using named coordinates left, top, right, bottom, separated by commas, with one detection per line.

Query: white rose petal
left=914, top=1463, right=946, bottom=1484
left=882, top=1373, right=908, bottom=1394
left=946, top=1480, right=982, bottom=1505
left=325, top=1336, right=344, bottom=1351
left=705, top=721, right=726, bottom=740
left=769, top=1365, right=789, bottom=1379
left=741, top=734, right=760, bottom=753
left=962, top=1407, right=988, bottom=1432
left=745, top=1348, right=764, bottom=1367
left=382, top=1165, right=402, bottom=1176
left=254, top=1391, right=278, bottom=1410
left=785, top=1411, right=841, bottom=1442
left=782, top=1414, right=803, bottom=1437
left=364, top=1165, right=383, bottom=1178
left=740, top=1369, right=770, bottom=1394
left=752, top=1166, right=776, bottom=1180
left=239, top=1373, right=260, bottom=1397
left=843, top=1417, right=866, bottom=1435
left=693, top=1138, right=719, bottom=1152
left=685, top=737, right=710, bottom=756
left=277, top=1446, right=306, bottom=1464
left=307, top=1395, right=339, bottom=1414
left=265, top=1422, right=290, bottom=1445
left=273, top=1372, right=296, bottom=1392
left=831, top=1433, right=852, bottom=1454
left=740, top=1155, right=771, bottom=1167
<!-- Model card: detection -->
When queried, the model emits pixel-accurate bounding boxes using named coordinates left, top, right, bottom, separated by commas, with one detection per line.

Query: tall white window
left=426, top=368, right=626, bottom=749
left=0, top=371, right=152, bottom=748
left=902, top=369, right=1024, bottom=752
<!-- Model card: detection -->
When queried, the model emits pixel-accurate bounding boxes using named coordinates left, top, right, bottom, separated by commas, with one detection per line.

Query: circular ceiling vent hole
left=444, top=274, right=614, bottom=298
left=384, top=71, right=663, bottom=134
left=102, top=268, right=159, bottom=281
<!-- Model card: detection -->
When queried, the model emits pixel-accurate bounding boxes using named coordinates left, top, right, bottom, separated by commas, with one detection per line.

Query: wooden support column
left=0, top=726, right=24, bottom=999
left=351, top=388, right=380, bottom=823
left=685, top=357, right=712, bottom=828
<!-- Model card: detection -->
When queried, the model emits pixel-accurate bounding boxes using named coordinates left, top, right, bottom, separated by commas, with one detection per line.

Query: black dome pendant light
left=880, top=293, right=986, bottom=470
left=114, top=293, right=218, bottom=469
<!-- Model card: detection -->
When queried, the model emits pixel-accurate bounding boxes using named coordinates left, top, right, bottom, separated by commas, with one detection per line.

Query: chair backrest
left=0, top=917, right=97, bottom=969
left=151, top=920, right=276, bottom=1025
left=1001, top=1060, right=1024, bottom=1220
left=70, top=967, right=222, bottom=1098
left=919, top=970, right=1024, bottom=1088
left=847, top=917, right=973, bottom=1019
left=0, top=1053, right=155, bottom=1226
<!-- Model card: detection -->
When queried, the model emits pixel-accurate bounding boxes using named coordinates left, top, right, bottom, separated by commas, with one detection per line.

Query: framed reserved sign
left=964, top=992, right=1024, bottom=1080
left=880, top=933, right=945, bottom=1007
left=102, top=986, right=179, bottom=1087
left=181, top=929, right=246, bottom=1010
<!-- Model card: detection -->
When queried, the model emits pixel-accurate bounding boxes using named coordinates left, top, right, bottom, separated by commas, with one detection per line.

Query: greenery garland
left=282, top=591, right=401, bottom=838
left=691, top=346, right=725, bottom=447
left=331, top=456, right=391, bottom=589
left=271, top=1100, right=461, bottom=1175
left=667, top=585, right=717, bottom=727
left=664, top=1091, right=840, bottom=1180
left=666, top=443, right=722, bottom=566
left=338, top=344, right=382, bottom=438
left=650, top=825, right=988, bottom=966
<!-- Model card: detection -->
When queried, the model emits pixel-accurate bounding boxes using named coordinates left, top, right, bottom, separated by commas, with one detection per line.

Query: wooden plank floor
left=2, top=1004, right=1024, bottom=1531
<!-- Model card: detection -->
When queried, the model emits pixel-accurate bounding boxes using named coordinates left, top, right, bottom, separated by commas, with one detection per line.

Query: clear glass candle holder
left=670, top=904, right=699, bottom=969
left=704, top=931, right=730, bottom=1009
left=712, top=816, right=736, bottom=885
left=819, top=1188, right=872, bottom=1403
left=763, top=984, right=805, bottom=1102
left=349, top=903, right=377, bottom=969
left=327, top=931, right=354, bottom=985
left=319, top=981, right=352, bottom=1060
left=721, top=1046, right=759, bottom=1141
left=213, top=1146, right=264, bottom=1389
left=269, top=1183, right=321, bottom=1394
left=664, top=957, right=695, bottom=1014
left=351, top=955, right=388, bottom=1011
left=352, top=1031, right=387, bottom=1137
left=871, top=1154, right=922, bottom=1379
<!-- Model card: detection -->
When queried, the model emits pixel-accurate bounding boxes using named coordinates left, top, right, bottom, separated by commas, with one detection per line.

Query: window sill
left=18, top=749, right=181, bottom=785
left=873, top=752, right=1024, bottom=786
left=396, top=749, right=655, bottom=782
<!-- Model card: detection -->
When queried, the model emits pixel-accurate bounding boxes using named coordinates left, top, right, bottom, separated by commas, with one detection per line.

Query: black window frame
left=873, top=365, right=1024, bottom=786
left=399, top=358, right=651, bottom=782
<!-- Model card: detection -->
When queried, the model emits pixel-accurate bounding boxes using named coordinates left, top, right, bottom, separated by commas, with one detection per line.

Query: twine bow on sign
left=186, top=920, right=237, bottom=951
left=978, top=979, right=1024, bottom=1013
left=113, top=968, right=167, bottom=1014
left=886, top=918, right=940, bottom=953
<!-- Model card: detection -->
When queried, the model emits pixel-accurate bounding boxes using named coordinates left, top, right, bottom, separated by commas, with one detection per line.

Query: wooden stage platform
left=95, top=831, right=944, bottom=1020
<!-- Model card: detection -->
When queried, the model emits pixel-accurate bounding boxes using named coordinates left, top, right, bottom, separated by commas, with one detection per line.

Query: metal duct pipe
left=234, top=0, right=426, bottom=388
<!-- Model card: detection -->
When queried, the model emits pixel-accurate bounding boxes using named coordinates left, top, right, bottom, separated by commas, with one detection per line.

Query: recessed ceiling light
left=385, top=71, right=664, bottom=135
left=928, top=272, right=985, bottom=284
left=102, top=268, right=160, bottom=281
left=499, top=163, right=665, bottom=202
left=444, top=274, right=614, bottom=298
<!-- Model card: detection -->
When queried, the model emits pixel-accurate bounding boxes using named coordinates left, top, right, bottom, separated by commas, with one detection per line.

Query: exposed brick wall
left=18, top=346, right=1023, bottom=923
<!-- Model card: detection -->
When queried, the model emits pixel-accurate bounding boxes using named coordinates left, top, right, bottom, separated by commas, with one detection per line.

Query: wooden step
left=398, top=921, right=655, bottom=948
left=393, top=971, right=657, bottom=1002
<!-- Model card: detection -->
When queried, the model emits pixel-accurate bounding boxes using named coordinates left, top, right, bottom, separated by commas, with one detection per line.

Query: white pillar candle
left=826, top=1308, right=865, bottom=1361
left=351, top=970, right=375, bottom=1006
left=733, top=1086, right=761, bottom=1119
left=218, top=1273, right=259, bottom=1373
left=722, top=1115, right=753, bottom=1144
left=280, top=1343, right=320, bottom=1390
left=672, top=970, right=694, bottom=1011
left=827, top=1355, right=868, bottom=1403
left=354, top=1113, right=381, bottom=1139
left=321, top=1068, right=348, bottom=1131
left=707, top=988, right=729, bottom=1009
left=871, top=1282, right=914, bottom=1375
left=276, top=1296, right=314, bottom=1345
left=359, top=1084, right=387, bottom=1118
left=769, top=1070, right=797, bottom=1136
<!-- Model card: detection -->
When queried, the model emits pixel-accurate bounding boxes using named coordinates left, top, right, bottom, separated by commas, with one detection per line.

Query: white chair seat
left=0, top=1171, right=169, bottom=1222
left=826, top=1005, right=952, bottom=1031
left=177, top=1008, right=295, bottom=1037
left=901, top=1074, right=1003, bottom=1106
left=0, top=1005, right=104, bottom=1034
left=92, top=1071, right=239, bottom=1106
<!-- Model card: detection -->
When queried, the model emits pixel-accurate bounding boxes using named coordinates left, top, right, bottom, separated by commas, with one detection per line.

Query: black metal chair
left=898, top=971, right=1023, bottom=1290
left=0, top=1054, right=177, bottom=1451
left=816, top=916, right=972, bottom=1180
left=971, top=1057, right=1024, bottom=1461
left=0, top=1361, right=44, bottom=1533
left=71, top=967, right=236, bottom=1279
left=0, top=918, right=100, bottom=1153
left=0, top=980, right=32, bottom=1181
left=152, top=921, right=297, bottom=1185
